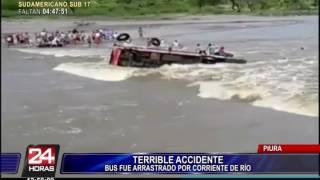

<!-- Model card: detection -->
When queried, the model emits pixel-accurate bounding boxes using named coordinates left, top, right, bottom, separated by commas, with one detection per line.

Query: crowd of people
left=142, top=38, right=232, bottom=57
left=4, top=25, right=232, bottom=57
left=5, top=32, right=31, bottom=47
left=4, top=27, right=124, bottom=48
left=195, top=43, right=231, bottom=56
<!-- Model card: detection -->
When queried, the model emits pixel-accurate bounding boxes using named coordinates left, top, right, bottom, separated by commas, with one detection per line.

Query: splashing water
left=14, top=38, right=318, bottom=117
left=54, top=61, right=138, bottom=82
left=52, top=57, right=318, bottom=117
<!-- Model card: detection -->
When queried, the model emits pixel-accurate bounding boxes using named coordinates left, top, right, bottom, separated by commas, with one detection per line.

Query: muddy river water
left=1, top=15, right=318, bottom=177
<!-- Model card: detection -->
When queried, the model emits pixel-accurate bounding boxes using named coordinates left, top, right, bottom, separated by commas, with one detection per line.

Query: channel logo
left=22, top=144, right=60, bottom=177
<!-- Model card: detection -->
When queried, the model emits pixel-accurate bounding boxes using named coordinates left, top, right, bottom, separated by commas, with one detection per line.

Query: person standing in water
left=94, top=30, right=102, bottom=45
left=146, top=38, right=152, bottom=47
left=87, top=33, right=92, bottom=47
left=24, top=32, right=31, bottom=46
left=138, top=26, right=143, bottom=38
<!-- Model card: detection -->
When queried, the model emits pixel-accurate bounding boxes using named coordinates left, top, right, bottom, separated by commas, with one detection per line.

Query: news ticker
left=0, top=144, right=319, bottom=178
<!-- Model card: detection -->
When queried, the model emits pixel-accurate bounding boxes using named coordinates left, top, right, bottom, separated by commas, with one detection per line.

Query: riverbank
left=2, top=0, right=319, bottom=18
left=1, top=14, right=317, bottom=34
left=2, top=9, right=319, bottom=20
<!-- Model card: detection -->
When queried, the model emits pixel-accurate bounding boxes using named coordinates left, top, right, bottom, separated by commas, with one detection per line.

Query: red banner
left=257, top=144, right=320, bottom=153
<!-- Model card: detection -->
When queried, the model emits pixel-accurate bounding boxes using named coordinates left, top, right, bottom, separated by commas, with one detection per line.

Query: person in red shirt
left=218, top=46, right=234, bottom=57
left=218, top=46, right=225, bottom=56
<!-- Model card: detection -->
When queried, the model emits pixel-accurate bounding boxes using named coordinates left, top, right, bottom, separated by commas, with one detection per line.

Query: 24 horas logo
left=22, top=144, right=60, bottom=178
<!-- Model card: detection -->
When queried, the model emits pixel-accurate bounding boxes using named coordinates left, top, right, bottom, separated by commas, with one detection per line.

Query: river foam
left=52, top=59, right=318, bottom=117
left=53, top=61, right=138, bottom=82
left=15, top=47, right=107, bottom=58
left=13, top=43, right=318, bottom=117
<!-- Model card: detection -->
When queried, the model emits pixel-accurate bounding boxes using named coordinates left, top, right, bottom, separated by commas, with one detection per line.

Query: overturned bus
left=109, top=34, right=246, bottom=68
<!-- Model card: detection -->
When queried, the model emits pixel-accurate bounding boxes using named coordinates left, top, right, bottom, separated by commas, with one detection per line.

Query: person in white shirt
left=95, top=31, right=101, bottom=44
left=207, top=43, right=219, bottom=55
left=172, top=40, right=180, bottom=48
left=113, top=32, right=119, bottom=40
left=51, top=36, right=60, bottom=47
left=213, top=44, right=220, bottom=55
left=40, top=28, right=47, bottom=37
left=160, top=39, right=166, bottom=48
left=68, top=32, right=73, bottom=43
left=60, top=32, right=66, bottom=41
left=103, top=28, right=108, bottom=40
left=95, top=31, right=100, bottom=39
left=108, top=29, right=114, bottom=40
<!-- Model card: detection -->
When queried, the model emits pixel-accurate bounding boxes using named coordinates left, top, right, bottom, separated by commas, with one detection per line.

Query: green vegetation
left=1, top=0, right=319, bottom=18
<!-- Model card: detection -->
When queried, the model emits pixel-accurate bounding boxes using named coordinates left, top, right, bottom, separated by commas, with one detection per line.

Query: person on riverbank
left=5, top=34, right=14, bottom=47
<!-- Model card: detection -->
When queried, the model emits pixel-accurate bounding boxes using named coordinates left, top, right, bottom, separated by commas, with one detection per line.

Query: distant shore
left=2, top=0, right=318, bottom=20
left=2, top=9, right=318, bottom=20
left=1, top=14, right=315, bottom=35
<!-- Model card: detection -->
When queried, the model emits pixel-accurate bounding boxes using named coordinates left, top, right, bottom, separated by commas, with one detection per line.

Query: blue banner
left=0, top=153, right=21, bottom=174
left=60, top=153, right=319, bottom=174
